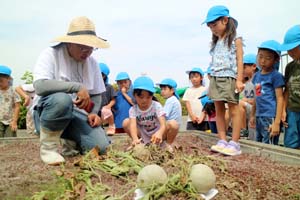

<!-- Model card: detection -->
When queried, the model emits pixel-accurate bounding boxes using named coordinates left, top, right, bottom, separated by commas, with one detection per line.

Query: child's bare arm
left=104, top=98, right=116, bottom=109
left=249, top=98, right=256, bottom=128
left=11, top=102, right=21, bottom=131
left=270, top=87, right=284, bottom=136
left=185, top=101, right=196, bottom=122
left=122, top=91, right=134, bottom=106
left=15, top=86, right=30, bottom=106
left=235, top=38, right=245, bottom=92
left=151, top=116, right=166, bottom=144
left=129, top=118, right=140, bottom=145
left=282, top=86, right=289, bottom=125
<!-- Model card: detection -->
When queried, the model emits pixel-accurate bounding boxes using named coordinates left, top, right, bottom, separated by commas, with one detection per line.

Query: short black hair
left=0, top=74, right=10, bottom=78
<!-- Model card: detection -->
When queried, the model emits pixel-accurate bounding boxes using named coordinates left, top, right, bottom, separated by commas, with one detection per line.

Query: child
left=249, top=40, right=284, bottom=145
left=182, top=67, right=208, bottom=131
left=238, top=54, right=257, bottom=139
left=124, top=76, right=167, bottom=147
left=99, top=63, right=117, bottom=135
left=279, top=25, right=300, bottom=149
left=0, top=65, right=21, bottom=137
left=203, top=5, right=244, bottom=156
left=15, top=83, right=36, bottom=136
left=157, top=78, right=182, bottom=149
left=113, top=72, right=134, bottom=133
left=200, top=91, right=217, bottom=134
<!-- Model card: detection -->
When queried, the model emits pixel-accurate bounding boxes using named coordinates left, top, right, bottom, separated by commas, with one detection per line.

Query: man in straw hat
left=33, top=16, right=110, bottom=165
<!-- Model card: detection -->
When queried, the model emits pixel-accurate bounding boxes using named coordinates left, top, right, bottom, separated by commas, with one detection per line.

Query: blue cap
left=202, top=5, right=238, bottom=27
left=200, top=91, right=214, bottom=107
left=115, top=72, right=130, bottom=81
left=186, top=67, right=204, bottom=76
left=243, top=54, right=257, bottom=64
left=157, top=78, right=180, bottom=99
left=258, top=40, right=281, bottom=57
left=258, top=40, right=281, bottom=71
left=99, top=63, right=110, bottom=76
left=280, top=24, right=300, bottom=51
left=157, top=78, right=177, bottom=88
left=0, top=65, right=12, bottom=76
left=133, top=76, right=156, bottom=93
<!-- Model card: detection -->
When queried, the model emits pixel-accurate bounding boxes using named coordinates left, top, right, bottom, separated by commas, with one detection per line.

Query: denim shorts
left=256, top=116, right=279, bottom=145
left=284, top=110, right=300, bottom=148
left=208, top=76, right=239, bottom=104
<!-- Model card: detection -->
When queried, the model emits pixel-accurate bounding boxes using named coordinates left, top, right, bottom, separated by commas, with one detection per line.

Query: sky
left=1, top=0, right=299, bottom=87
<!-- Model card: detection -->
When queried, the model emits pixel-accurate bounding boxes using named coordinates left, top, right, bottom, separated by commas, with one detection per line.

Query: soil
left=0, top=133, right=300, bottom=200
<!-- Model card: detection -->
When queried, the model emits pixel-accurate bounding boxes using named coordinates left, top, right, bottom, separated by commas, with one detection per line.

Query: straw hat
left=53, top=16, right=109, bottom=48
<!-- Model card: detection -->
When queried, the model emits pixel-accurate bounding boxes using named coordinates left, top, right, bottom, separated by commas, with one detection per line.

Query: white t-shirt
left=34, top=46, right=105, bottom=95
left=182, top=86, right=206, bottom=122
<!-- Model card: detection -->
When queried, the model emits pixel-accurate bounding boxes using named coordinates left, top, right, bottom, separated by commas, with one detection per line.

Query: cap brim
left=134, top=86, right=155, bottom=93
left=53, top=35, right=110, bottom=48
left=174, top=91, right=180, bottom=99
left=279, top=42, right=300, bottom=51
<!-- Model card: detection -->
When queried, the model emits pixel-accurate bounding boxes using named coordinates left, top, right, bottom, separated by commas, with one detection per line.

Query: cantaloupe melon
left=137, top=164, right=167, bottom=192
left=189, top=164, right=216, bottom=194
left=132, top=144, right=151, bottom=161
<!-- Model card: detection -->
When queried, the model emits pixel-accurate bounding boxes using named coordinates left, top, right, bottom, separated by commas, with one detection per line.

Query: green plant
left=17, top=98, right=27, bottom=129
left=21, top=71, right=34, bottom=84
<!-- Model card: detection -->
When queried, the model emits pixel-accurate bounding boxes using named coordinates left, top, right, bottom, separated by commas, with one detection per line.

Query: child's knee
left=167, top=120, right=179, bottom=131
left=122, top=118, right=130, bottom=132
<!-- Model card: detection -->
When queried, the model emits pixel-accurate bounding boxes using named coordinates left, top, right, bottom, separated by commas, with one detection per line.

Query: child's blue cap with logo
left=133, top=76, right=156, bottom=93
left=157, top=78, right=180, bottom=99
left=280, top=24, right=300, bottom=51
left=0, top=65, right=12, bottom=76
left=202, top=5, right=238, bottom=27
left=243, top=54, right=257, bottom=64
left=99, top=63, right=110, bottom=76
left=115, top=72, right=130, bottom=81
left=186, top=67, right=204, bottom=76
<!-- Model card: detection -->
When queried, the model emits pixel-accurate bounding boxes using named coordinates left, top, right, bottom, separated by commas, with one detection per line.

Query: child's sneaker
left=211, top=140, right=228, bottom=153
left=221, top=140, right=242, bottom=156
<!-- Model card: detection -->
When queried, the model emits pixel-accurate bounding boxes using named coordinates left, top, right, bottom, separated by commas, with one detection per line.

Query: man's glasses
left=76, top=44, right=97, bottom=53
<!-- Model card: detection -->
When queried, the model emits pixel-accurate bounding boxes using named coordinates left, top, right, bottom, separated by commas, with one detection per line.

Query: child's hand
left=10, top=121, right=17, bottom=132
left=190, top=114, right=197, bottom=123
left=249, top=116, right=256, bottom=128
left=281, top=111, right=288, bottom=128
left=235, top=80, right=245, bottom=93
left=132, top=138, right=141, bottom=146
left=269, top=122, right=280, bottom=137
left=151, top=132, right=163, bottom=144
left=121, top=87, right=127, bottom=94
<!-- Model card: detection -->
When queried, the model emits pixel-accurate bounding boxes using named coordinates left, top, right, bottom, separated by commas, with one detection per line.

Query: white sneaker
left=211, top=140, right=228, bottom=153
left=220, top=140, right=242, bottom=156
